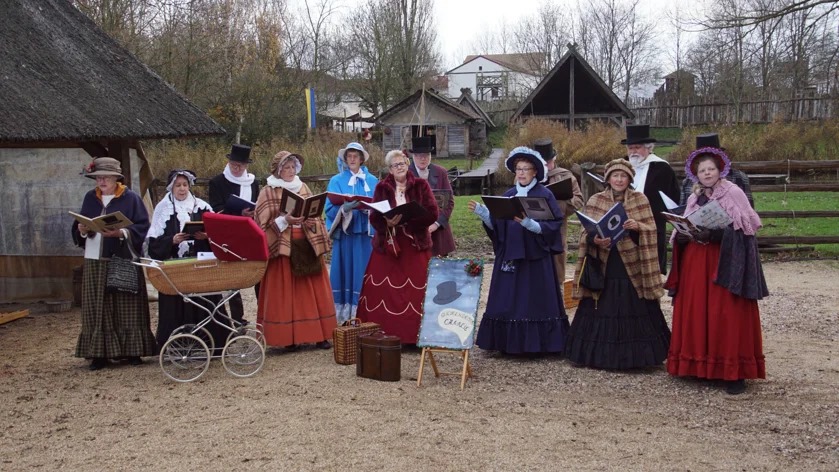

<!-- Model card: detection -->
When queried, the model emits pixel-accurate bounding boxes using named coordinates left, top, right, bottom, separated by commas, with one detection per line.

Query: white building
left=444, top=53, right=544, bottom=101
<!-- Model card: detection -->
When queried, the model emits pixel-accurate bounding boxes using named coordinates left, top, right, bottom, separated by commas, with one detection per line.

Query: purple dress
left=476, top=184, right=570, bottom=354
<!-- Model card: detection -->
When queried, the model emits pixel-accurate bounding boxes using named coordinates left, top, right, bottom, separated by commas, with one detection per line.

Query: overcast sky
left=290, top=0, right=701, bottom=72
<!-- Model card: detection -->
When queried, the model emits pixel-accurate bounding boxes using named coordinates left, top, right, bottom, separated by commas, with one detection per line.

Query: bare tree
left=512, top=2, right=571, bottom=75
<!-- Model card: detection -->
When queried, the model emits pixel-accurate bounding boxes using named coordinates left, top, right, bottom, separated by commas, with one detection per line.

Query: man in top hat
left=679, top=133, right=754, bottom=208
left=209, top=144, right=261, bottom=324
left=408, top=136, right=456, bottom=257
left=622, top=124, right=680, bottom=274
left=533, top=138, right=584, bottom=292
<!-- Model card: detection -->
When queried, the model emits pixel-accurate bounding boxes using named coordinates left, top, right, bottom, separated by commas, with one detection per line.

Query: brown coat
left=547, top=166, right=584, bottom=289
left=255, top=183, right=331, bottom=259
left=369, top=173, right=439, bottom=253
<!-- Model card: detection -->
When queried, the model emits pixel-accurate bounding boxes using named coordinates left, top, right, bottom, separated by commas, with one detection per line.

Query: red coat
left=370, top=172, right=439, bottom=253
left=409, top=163, right=456, bottom=256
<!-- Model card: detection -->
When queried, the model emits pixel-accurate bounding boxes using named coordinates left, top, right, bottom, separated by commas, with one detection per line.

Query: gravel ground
left=0, top=260, right=837, bottom=471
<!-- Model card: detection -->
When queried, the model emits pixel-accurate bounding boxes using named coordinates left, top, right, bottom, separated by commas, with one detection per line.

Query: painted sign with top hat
left=417, top=258, right=484, bottom=350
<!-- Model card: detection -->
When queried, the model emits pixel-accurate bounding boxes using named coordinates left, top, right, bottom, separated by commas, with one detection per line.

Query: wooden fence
left=629, top=97, right=839, bottom=127
left=573, top=159, right=839, bottom=252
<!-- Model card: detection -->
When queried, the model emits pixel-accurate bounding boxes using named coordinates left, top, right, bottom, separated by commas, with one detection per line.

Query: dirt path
left=1, top=261, right=837, bottom=470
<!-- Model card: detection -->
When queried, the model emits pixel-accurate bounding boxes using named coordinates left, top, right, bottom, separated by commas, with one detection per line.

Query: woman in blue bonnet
left=324, top=142, right=379, bottom=324
left=467, top=147, right=569, bottom=355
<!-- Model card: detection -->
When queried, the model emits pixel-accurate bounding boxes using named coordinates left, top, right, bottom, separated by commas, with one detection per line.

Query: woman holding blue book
left=566, top=159, right=670, bottom=370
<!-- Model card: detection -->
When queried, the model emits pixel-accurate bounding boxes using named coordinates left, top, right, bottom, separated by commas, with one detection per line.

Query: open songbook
left=360, top=200, right=430, bottom=222
left=69, top=211, right=133, bottom=233
left=575, top=202, right=628, bottom=247
left=662, top=199, right=732, bottom=237
left=280, top=188, right=327, bottom=218
left=545, top=178, right=574, bottom=201
left=326, top=192, right=374, bottom=205
left=481, top=195, right=558, bottom=220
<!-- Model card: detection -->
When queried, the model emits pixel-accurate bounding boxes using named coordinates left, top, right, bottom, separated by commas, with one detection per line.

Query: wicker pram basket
left=146, top=259, right=266, bottom=296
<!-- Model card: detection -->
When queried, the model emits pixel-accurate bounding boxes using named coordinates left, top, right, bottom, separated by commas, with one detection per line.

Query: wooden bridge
left=456, top=148, right=503, bottom=194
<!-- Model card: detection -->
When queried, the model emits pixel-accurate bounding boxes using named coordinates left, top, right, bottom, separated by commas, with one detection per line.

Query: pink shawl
left=678, top=179, right=761, bottom=238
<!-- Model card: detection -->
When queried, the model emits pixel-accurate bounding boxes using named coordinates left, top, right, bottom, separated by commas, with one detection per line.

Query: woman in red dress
left=665, top=147, right=768, bottom=395
left=255, top=151, right=337, bottom=350
left=357, top=150, right=438, bottom=344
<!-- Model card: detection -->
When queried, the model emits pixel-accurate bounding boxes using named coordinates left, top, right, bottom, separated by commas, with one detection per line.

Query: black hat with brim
left=409, top=136, right=435, bottom=154
left=227, top=144, right=253, bottom=163
left=620, top=124, right=657, bottom=145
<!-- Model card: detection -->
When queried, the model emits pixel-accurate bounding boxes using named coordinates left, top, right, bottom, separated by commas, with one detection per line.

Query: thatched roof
left=0, top=0, right=225, bottom=143
left=377, top=88, right=480, bottom=124
left=511, top=45, right=634, bottom=122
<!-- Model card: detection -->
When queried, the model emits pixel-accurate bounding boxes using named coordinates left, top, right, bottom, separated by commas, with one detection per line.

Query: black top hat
left=432, top=280, right=462, bottom=305
left=410, top=136, right=435, bottom=154
left=227, top=144, right=252, bottom=163
left=620, top=124, right=657, bottom=145
left=532, top=138, right=557, bottom=162
left=695, top=133, right=725, bottom=150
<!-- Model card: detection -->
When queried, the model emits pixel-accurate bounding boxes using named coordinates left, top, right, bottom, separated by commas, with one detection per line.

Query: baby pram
left=136, top=212, right=269, bottom=382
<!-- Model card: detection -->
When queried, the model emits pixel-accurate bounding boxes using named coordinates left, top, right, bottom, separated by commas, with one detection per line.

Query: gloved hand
left=520, top=217, right=542, bottom=234
left=708, top=228, right=725, bottom=242
left=473, top=203, right=491, bottom=226
left=341, top=200, right=360, bottom=212
left=694, top=227, right=712, bottom=244
left=675, top=232, right=691, bottom=245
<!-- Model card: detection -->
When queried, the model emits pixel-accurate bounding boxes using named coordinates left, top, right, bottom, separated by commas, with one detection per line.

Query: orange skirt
left=257, top=229, right=337, bottom=347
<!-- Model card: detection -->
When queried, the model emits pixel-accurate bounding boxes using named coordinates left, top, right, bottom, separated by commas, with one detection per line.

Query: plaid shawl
left=255, top=183, right=331, bottom=259
left=573, top=188, right=664, bottom=300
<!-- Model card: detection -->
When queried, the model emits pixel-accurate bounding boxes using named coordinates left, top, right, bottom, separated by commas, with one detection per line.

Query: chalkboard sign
left=417, top=258, right=484, bottom=350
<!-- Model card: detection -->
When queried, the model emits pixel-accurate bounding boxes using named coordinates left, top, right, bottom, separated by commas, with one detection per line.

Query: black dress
left=147, top=207, right=229, bottom=352
left=564, top=237, right=671, bottom=370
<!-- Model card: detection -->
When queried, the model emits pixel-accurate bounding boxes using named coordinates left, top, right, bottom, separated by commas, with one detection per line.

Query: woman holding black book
left=565, top=159, right=670, bottom=370
left=467, top=147, right=568, bottom=355
left=254, top=151, right=336, bottom=350
left=146, top=170, right=227, bottom=350
left=356, top=150, right=438, bottom=344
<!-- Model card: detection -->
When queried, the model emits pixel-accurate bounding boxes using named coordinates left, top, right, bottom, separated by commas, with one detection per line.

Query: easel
left=417, top=347, right=472, bottom=390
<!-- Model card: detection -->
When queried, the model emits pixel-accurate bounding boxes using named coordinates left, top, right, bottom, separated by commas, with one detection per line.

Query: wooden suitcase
left=356, top=332, right=401, bottom=381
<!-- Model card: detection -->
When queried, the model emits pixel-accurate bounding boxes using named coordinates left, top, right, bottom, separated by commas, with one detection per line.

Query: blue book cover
left=575, top=202, right=628, bottom=247
left=225, top=194, right=256, bottom=215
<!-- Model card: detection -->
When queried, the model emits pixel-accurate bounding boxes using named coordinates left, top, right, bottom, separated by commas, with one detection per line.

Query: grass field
left=451, top=192, right=839, bottom=258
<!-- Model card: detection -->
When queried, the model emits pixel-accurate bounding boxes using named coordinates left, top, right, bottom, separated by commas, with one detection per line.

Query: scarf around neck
left=683, top=179, right=761, bottom=236
left=223, top=163, right=255, bottom=185
left=629, top=153, right=666, bottom=193
left=267, top=174, right=303, bottom=193
left=515, top=178, right=538, bottom=196
left=348, top=169, right=371, bottom=193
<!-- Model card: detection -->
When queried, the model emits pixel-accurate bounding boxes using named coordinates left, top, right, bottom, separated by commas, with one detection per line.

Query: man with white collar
left=209, top=143, right=261, bottom=324
left=622, top=124, right=680, bottom=274
left=408, top=136, right=456, bottom=257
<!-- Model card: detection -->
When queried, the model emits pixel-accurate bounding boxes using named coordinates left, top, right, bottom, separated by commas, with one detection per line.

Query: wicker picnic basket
left=145, top=259, right=267, bottom=296
left=333, top=318, right=380, bottom=365
left=563, top=279, right=579, bottom=309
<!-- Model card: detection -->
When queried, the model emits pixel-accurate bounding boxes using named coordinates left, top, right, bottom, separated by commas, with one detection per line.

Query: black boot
left=725, top=379, right=746, bottom=395
left=89, top=358, right=108, bottom=371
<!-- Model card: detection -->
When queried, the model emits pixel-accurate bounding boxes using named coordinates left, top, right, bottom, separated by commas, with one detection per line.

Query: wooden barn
left=378, top=88, right=487, bottom=157
left=0, top=0, right=225, bottom=302
left=511, top=44, right=634, bottom=128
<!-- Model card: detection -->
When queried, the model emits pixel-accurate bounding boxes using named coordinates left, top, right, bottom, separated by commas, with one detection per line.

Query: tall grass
left=144, top=130, right=388, bottom=182
left=668, top=121, right=839, bottom=162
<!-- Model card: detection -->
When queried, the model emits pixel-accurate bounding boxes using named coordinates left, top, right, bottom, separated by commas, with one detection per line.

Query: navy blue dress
left=476, top=184, right=570, bottom=354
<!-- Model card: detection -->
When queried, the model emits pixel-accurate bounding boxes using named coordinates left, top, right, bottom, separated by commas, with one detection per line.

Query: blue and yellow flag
left=305, top=87, right=317, bottom=128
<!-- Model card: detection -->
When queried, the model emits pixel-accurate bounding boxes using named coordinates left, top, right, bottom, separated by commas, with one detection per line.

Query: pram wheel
left=227, top=324, right=266, bottom=348
left=160, top=334, right=211, bottom=382
left=172, top=324, right=215, bottom=353
left=222, top=335, right=265, bottom=378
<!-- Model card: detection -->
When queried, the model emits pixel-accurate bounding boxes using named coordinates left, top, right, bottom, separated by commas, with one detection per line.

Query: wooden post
left=108, top=141, right=132, bottom=189
left=568, top=56, right=575, bottom=131
left=579, top=162, right=598, bottom=203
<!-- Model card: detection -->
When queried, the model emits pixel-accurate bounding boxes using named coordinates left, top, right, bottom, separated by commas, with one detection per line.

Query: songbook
left=69, top=211, right=133, bottom=233
left=546, top=178, right=574, bottom=201
left=182, top=221, right=205, bottom=240
left=659, top=190, right=686, bottom=216
left=360, top=200, right=430, bottom=222
left=280, top=188, right=327, bottom=218
left=224, top=194, right=256, bottom=215
left=326, top=192, right=374, bottom=206
left=662, top=199, right=732, bottom=237
left=432, top=189, right=452, bottom=210
left=481, top=195, right=558, bottom=220
left=575, top=202, right=628, bottom=247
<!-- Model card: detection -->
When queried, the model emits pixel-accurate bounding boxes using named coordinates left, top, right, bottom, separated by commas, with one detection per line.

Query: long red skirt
left=667, top=242, right=765, bottom=380
left=257, top=229, right=337, bottom=347
left=356, top=229, right=431, bottom=343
